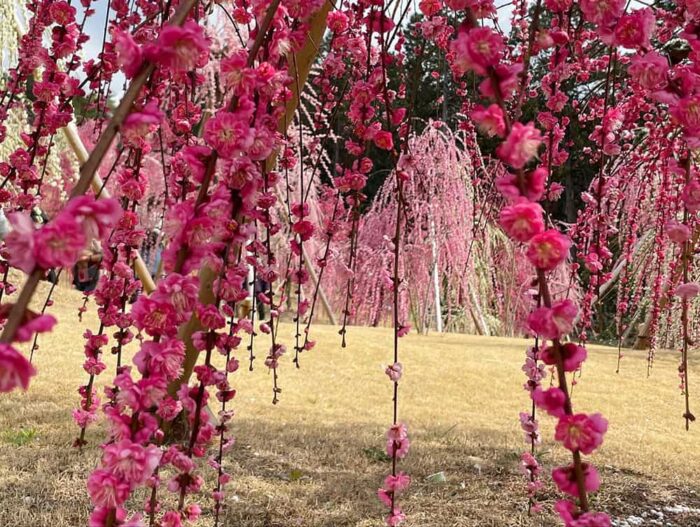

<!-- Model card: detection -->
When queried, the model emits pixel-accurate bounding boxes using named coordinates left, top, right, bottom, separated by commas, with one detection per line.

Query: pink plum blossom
left=688, top=0, right=700, bottom=20
left=385, top=362, right=403, bottom=382
left=384, top=472, right=411, bottom=492
left=532, top=387, right=566, bottom=418
left=552, top=463, right=600, bottom=497
left=463, top=0, right=496, bottom=18
left=629, top=52, right=669, bottom=91
left=34, top=217, right=86, bottom=269
left=88, top=507, right=128, bottom=527
left=666, top=221, right=691, bottom=243
left=112, top=28, right=143, bottom=78
left=554, top=413, right=608, bottom=454
left=387, top=509, right=406, bottom=526
left=377, top=488, right=392, bottom=507
left=579, top=0, right=624, bottom=25
left=14, top=313, right=56, bottom=343
left=0, top=344, right=36, bottom=392
left=48, top=1, right=75, bottom=24
left=146, top=21, right=209, bottom=72
left=374, top=131, right=394, bottom=151
left=496, top=167, right=548, bottom=202
left=675, top=282, right=700, bottom=300
left=526, top=229, right=571, bottom=271
left=131, top=297, right=178, bottom=337
left=479, top=63, right=522, bottom=100
left=204, top=111, right=254, bottom=159
left=419, top=0, right=441, bottom=16
left=544, top=0, right=572, bottom=12
left=386, top=423, right=410, bottom=459
left=527, top=299, right=578, bottom=340
left=327, top=11, right=349, bottom=32
left=5, top=212, right=36, bottom=272
left=121, top=101, right=163, bottom=146
left=161, top=511, right=182, bottom=527
left=471, top=104, right=506, bottom=137
left=64, top=196, right=122, bottom=239
left=450, top=27, right=504, bottom=76
left=539, top=342, right=586, bottom=373
left=681, top=180, right=700, bottom=212
left=102, top=440, right=162, bottom=486
left=555, top=500, right=611, bottom=527
left=672, top=96, right=700, bottom=148
left=521, top=451, right=541, bottom=477
left=614, top=9, right=656, bottom=50
left=496, top=122, right=543, bottom=169
left=87, top=469, right=131, bottom=507
left=292, top=220, right=315, bottom=241
left=499, top=201, right=545, bottom=242
left=387, top=422, right=408, bottom=442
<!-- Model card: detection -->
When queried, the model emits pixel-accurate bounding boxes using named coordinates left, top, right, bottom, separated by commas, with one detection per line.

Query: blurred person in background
left=73, top=239, right=102, bottom=292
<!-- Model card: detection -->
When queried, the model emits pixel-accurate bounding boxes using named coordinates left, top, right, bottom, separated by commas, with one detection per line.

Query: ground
left=1, top=281, right=699, bottom=526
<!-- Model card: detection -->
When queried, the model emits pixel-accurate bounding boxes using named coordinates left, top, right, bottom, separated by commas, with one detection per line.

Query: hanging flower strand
left=520, top=339, right=545, bottom=514
left=375, top=10, right=414, bottom=525
left=674, top=157, right=696, bottom=430
left=448, top=4, right=610, bottom=525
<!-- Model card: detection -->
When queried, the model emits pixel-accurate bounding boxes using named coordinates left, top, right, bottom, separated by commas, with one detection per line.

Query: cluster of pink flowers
left=520, top=452, right=543, bottom=514
left=5, top=197, right=120, bottom=273
left=2, top=196, right=119, bottom=396
left=0, top=0, right=89, bottom=213
left=580, top=0, right=655, bottom=51
left=83, top=12, right=245, bottom=527
left=75, top=1, right=336, bottom=523
left=74, top=203, right=145, bottom=445
left=380, top=417, right=410, bottom=525
left=0, top=343, right=37, bottom=392
left=567, top=0, right=700, bottom=425
left=520, top=344, right=545, bottom=513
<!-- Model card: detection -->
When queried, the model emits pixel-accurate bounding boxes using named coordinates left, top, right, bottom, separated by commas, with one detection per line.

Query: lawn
left=1, top=281, right=699, bottom=526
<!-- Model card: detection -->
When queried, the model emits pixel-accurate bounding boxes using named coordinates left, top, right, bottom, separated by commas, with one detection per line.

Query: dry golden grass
left=1, top=280, right=700, bottom=526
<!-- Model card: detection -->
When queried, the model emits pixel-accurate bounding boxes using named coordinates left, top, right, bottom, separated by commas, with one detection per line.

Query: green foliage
left=72, top=93, right=118, bottom=123
left=425, top=471, right=447, bottom=484
left=2, top=427, right=37, bottom=446
left=288, top=468, right=304, bottom=481
left=362, top=446, right=391, bottom=463
left=400, top=13, right=464, bottom=133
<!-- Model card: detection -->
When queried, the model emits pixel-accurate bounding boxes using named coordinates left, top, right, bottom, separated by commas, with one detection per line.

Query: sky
left=80, top=0, right=126, bottom=97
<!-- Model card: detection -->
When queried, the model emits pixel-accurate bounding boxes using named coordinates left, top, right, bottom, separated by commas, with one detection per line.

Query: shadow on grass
left=2, top=415, right=700, bottom=527
left=221, top=418, right=700, bottom=526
